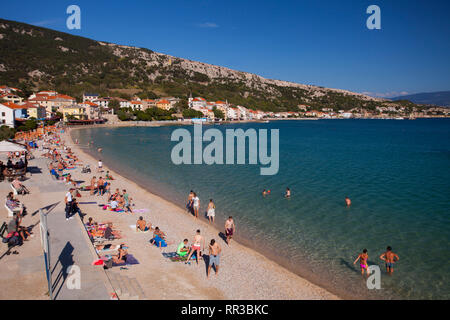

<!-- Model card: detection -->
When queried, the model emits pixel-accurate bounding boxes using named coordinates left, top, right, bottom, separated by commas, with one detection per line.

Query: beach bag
left=104, top=258, right=113, bottom=269
left=8, top=235, right=20, bottom=247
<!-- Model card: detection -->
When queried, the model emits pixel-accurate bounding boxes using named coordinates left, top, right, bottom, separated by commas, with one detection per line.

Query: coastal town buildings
left=60, top=105, right=88, bottom=122
left=0, top=102, right=26, bottom=127
left=156, top=99, right=171, bottom=111
left=83, top=93, right=99, bottom=103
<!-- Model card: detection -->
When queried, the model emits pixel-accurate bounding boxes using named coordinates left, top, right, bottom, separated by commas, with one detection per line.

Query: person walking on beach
left=225, top=216, right=235, bottom=246
left=345, top=196, right=352, bottom=207
left=192, top=193, right=200, bottom=219
left=98, top=159, right=103, bottom=173
left=65, top=188, right=74, bottom=220
left=380, top=246, right=399, bottom=275
left=207, top=239, right=221, bottom=279
left=186, top=229, right=204, bottom=265
left=353, top=249, right=370, bottom=276
left=207, top=199, right=215, bottom=223
left=186, top=190, right=194, bottom=214
left=90, top=176, right=97, bottom=195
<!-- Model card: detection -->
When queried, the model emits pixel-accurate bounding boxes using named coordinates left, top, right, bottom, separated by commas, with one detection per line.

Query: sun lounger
left=4, top=203, right=20, bottom=218
left=11, top=184, right=18, bottom=196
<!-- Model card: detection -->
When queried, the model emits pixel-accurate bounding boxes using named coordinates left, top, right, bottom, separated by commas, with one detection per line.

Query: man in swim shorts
left=380, top=246, right=399, bottom=275
left=225, top=216, right=235, bottom=246
left=207, top=239, right=222, bottom=279
left=353, top=249, right=370, bottom=276
left=136, top=216, right=151, bottom=232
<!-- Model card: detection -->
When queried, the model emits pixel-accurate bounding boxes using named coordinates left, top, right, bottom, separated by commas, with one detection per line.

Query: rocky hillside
left=0, top=18, right=395, bottom=112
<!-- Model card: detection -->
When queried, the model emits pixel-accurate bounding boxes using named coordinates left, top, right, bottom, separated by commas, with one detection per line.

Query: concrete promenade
left=0, top=156, right=113, bottom=300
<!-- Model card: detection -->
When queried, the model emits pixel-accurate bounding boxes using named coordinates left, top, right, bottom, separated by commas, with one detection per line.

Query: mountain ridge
left=0, top=18, right=418, bottom=112
left=391, top=91, right=450, bottom=107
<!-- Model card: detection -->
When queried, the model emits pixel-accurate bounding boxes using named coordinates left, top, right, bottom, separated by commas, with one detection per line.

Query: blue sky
left=1, top=0, right=449, bottom=97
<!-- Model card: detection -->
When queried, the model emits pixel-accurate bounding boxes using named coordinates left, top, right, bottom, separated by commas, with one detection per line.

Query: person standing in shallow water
left=353, top=249, right=370, bottom=276
left=380, top=246, right=399, bottom=275
left=186, top=190, right=194, bottom=214
left=225, top=216, right=235, bottom=246
left=207, top=199, right=215, bottom=223
left=192, top=192, right=200, bottom=219
left=285, top=187, right=291, bottom=198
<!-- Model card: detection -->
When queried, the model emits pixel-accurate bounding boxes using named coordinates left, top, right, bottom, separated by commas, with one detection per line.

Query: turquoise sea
left=71, top=119, right=450, bottom=299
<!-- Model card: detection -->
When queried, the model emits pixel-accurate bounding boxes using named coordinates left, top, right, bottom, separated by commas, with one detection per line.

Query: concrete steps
left=106, top=271, right=147, bottom=300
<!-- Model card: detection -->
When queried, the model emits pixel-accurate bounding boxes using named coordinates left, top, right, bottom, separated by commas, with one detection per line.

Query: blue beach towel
left=150, top=235, right=167, bottom=247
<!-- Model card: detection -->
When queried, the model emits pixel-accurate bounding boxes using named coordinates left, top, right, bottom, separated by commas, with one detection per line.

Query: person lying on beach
left=12, top=177, right=30, bottom=195
left=6, top=193, right=23, bottom=217
left=207, top=239, right=221, bottom=279
left=177, top=239, right=190, bottom=257
left=225, top=216, right=236, bottom=246
left=150, top=227, right=172, bottom=249
left=353, top=249, right=370, bottom=276
left=112, top=244, right=128, bottom=264
left=86, top=217, right=95, bottom=227
left=380, top=246, right=399, bottom=275
left=186, top=230, right=205, bottom=265
left=65, top=173, right=77, bottom=187
left=105, top=171, right=114, bottom=180
left=136, top=216, right=152, bottom=232
left=90, top=223, right=104, bottom=238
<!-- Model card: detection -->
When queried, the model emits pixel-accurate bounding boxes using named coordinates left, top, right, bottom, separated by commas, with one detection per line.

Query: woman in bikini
left=186, top=230, right=204, bottom=265
left=112, top=244, right=128, bottom=264
left=353, top=249, right=369, bottom=276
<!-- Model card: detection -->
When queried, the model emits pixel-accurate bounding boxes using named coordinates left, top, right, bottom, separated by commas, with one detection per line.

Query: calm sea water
left=72, top=119, right=450, bottom=299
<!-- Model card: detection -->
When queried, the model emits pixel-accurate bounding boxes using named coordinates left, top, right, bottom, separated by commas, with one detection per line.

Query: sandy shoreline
left=65, top=125, right=340, bottom=300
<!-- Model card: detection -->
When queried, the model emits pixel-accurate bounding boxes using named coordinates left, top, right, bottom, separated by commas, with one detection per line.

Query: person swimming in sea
left=285, top=187, right=291, bottom=198
left=262, top=189, right=267, bottom=196
left=345, top=196, right=352, bottom=207
left=353, top=249, right=370, bottom=276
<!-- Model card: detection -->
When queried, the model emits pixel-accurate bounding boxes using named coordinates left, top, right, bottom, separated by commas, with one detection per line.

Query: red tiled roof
left=2, top=102, right=26, bottom=110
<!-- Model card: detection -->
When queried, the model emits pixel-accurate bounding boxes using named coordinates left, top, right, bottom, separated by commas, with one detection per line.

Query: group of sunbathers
left=85, top=217, right=122, bottom=240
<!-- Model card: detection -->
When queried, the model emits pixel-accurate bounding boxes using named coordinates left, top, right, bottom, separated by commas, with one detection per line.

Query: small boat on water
left=395, top=117, right=405, bottom=120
